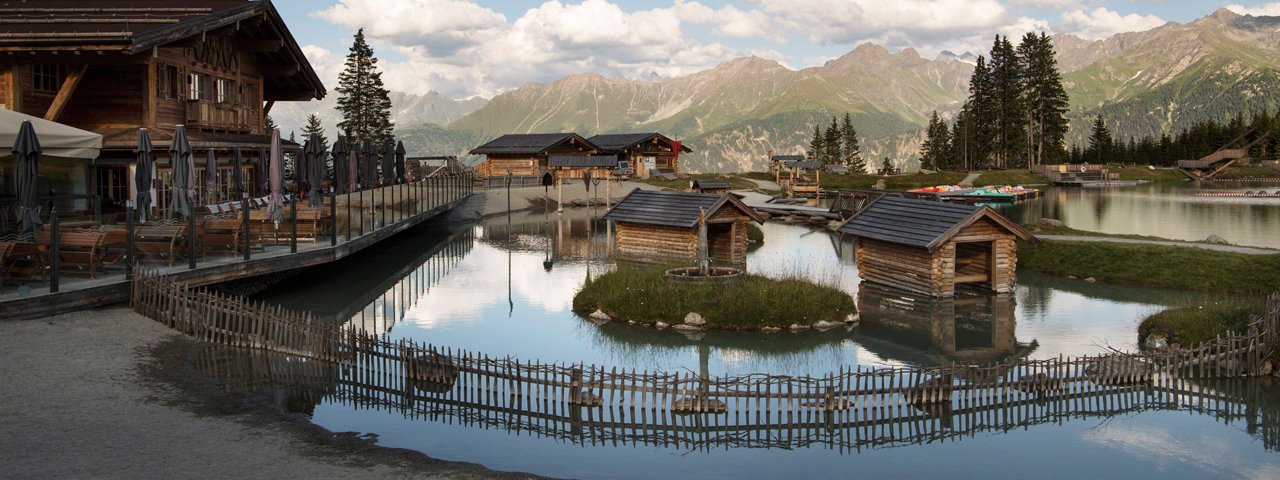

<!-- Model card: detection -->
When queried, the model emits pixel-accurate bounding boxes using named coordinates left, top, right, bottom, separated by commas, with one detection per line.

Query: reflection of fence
left=134, top=274, right=1279, bottom=448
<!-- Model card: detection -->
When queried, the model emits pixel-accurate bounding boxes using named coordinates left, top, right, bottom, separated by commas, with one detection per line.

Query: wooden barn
left=470, top=133, right=598, bottom=179
left=691, top=178, right=731, bottom=195
left=837, top=197, right=1037, bottom=297
left=0, top=0, right=324, bottom=216
left=603, top=189, right=763, bottom=265
left=589, top=133, right=690, bottom=179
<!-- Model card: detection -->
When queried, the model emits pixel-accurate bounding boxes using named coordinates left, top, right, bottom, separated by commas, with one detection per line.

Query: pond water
left=239, top=205, right=1280, bottom=478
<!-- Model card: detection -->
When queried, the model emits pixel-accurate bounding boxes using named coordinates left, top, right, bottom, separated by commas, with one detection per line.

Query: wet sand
left=0, top=307, right=544, bottom=479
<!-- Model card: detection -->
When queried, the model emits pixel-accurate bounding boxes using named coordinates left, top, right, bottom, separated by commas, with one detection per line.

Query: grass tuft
left=1139, top=298, right=1266, bottom=347
left=1017, top=240, right=1280, bottom=294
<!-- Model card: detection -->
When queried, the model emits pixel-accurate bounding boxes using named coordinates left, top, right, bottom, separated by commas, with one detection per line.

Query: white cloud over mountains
left=305, top=0, right=1187, bottom=100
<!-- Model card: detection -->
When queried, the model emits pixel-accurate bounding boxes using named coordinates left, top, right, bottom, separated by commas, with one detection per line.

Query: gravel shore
left=0, top=307, right=541, bottom=480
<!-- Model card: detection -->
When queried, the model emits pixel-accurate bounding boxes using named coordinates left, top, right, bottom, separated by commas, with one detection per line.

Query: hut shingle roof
left=692, top=178, right=732, bottom=190
left=603, top=189, right=763, bottom=228
left=548, top=155, right=616, bottom=168
left=837, top=196, right=1035, bottom=252
left=588, top=133, right=692, bottom=153
left=469, top=133, right=596, bottom=156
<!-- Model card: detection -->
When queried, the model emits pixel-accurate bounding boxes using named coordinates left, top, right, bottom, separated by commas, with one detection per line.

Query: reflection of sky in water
left=250, top=209, right=1280, bottom=479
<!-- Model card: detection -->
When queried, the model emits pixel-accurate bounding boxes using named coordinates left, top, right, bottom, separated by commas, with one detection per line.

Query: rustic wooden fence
left=133, top=272, right=1280, bottom=451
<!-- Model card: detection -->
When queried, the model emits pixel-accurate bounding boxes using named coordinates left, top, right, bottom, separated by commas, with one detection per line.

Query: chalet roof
left=837, top=196, right=1036, bottom=252
left=771, top=154, right=805, bottom=162
left=603, top=189, right=764, bottom=228
left=587, top=133, right=692, bottom=154
left=469, top=133, right=597, bottom=156
left=691, top=178, right=731, bottom=190
left=785, top=160, right=824, bottom=170
left=0, top=1, right=324, bottom=101
left=548, top=155, right=616, bottom=168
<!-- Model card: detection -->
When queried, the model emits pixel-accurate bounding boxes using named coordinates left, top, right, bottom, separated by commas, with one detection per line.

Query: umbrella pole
left=330, top=188, right=337, bottom=247
left=188, top=205, right=196, bottom=270
left=125, top=205, right=134, bottom=280
left=49, top=209, right=60, bottom=293
left=242, top=194, right=250, bottom=261
left=290, top=199, right=297, bottom=254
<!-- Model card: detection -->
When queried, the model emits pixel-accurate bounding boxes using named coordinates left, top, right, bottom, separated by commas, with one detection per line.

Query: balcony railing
left=185, top=99, right=255, bottom=132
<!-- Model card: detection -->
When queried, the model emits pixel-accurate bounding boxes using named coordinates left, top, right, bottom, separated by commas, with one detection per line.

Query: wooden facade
left=839, top=197, right=1036, bottom=297
left=691, top=178, right=731, bottom=195
left=0, top=1, right=324, bottom=215
left=604, top=189, right=762, bottom=265
left=470, top=133, right=598, bottom=178
left=589, top=133, right=690, bottom=179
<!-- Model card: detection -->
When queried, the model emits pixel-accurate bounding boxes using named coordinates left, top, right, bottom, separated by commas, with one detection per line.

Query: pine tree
left=1088, top=116, right=1112, bottom=163
left=920, top=111, right=951, bottom=171
left=881, top=157, right=893, bottom=175
left=965, top=56, right=996, bottom=168
left=1017, top=32, right=1069, bottom=167
left=823, top=117, right=841, bottom=164
left=988, top=35, right=1025, bottom=168
left=840, top=113, right=864, bottom=173
left=336, top=29, right=394, bottom=146
left=301, top=114, right=329, bottom=154
left=806, top=124, right=823, bottom=161
left=264, top=115, right=277, bottom=132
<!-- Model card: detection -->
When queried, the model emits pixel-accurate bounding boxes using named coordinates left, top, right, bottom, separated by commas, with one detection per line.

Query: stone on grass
left=589, top=309, right=611, bottom=323
left=655, top=321, right=669, bottom=330
left=672, top=323, right=703, bottom=332
left=813, top=320, right=843, bottom=331
left=1037, top=218, right=1065, bottom=228
left=1204, top=234, right=1229, bottom=245
left=1084, top=277, right=1096, bottom=283
left=843, top=313, right=860, bottom=325
left=761, top=326, right=782, bottom=333
left=683, top=312, right=706, bottom=326
left=789, top=323, right=811, bottom=332
left=1142, top=334, right=1168, bottom=350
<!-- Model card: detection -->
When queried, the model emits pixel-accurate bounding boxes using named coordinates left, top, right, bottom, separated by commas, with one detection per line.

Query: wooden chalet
left=469, top=133, right=598, bottom=179
left=837, top=197, right=1037, bottom=297
left=691, top=178, right=731, bottom=195
left=603, top=189, right=763, bottom=265
left=0, top=0, right=324, bottom=216
left=588, top=133, right=690, bottom=179
left=771, top=155, right=822, bottom=197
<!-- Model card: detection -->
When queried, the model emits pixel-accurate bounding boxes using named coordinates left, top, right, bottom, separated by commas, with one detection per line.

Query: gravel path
left=1037, top=235, right=1280, bottom=255
left=959, top=172, right=980, bottom=187
left=0, top=308, right=541, bottom=480
left=745, top=178, right=781, bottom=190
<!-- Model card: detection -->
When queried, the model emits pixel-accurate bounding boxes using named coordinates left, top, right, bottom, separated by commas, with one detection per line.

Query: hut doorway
left=707, top=222, right=738, bottom=264
left=953, top=241, right=995, bottom=290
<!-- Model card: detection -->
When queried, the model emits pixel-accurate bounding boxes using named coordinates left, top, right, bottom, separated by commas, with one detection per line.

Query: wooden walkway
left=131, top=271, right=1280, bottom=454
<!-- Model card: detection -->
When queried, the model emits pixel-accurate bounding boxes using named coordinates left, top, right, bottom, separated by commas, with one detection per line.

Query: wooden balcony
left=185, top=100, right=255, bottom=133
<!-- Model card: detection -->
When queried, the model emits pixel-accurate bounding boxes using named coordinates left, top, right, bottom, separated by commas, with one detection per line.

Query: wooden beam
left=239, top=38, right=282, bottom=53
left=262, top=100, right=275, bottom=117
left=44, top=64, right=87, bottom=121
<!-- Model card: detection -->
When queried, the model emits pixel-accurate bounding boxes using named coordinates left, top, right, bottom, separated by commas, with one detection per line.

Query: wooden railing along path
left=132, top=271, right=1280, bottom=451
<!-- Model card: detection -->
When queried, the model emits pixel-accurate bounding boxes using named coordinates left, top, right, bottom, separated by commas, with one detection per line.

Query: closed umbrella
left=11, top=120, right=41, bottom=239
left=231, top=148, right=245, bottom=199
left=305, top=133, right=324, bottom=207
left=168, top=125, right=195, bottom=220
left=381, top=141, right=395, bottom=186
left=204, top=149, right=217, bottom=205
left=135, top=128, right=154, bottom=222
left=257, top=148, right=269, bottom=196
left=267, top=129, right=284, bottom=224
left=331, top=135, right=349, bottom=195
left=296, top=140, right=309, bottom=195
left=361, top=140, right=377, bottom=189
left=395, top=140, right=407, bottom=183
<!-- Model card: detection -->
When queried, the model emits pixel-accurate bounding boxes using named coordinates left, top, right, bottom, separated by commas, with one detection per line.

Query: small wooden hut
left=838, top=197, right=1037, bottom=297
left=770, top=155, right=822, bottom=197
left=589, top=133, right=691, bottom=179
left=603, top=189, right=763, bottom=265
left=469, top=133, right=598, bottom=179
left=691, top=178, right=731, bottom=195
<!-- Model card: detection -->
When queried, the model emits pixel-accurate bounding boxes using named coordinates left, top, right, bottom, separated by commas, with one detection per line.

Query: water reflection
left=855, top=283, right=1033, bottom=366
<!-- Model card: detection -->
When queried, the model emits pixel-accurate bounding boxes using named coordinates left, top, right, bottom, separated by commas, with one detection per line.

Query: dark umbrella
left=168, top=125, right=195, bottom=220
left=331, top=136, right=349, bottom=195
left=204, top=148, right=217, bottom=205
left=11, top=120, right=41, bottom=238
left=231, top=148, right=245, bottom=199
left=257, top=148, right=269, bottom=196
left=361, top=140, right=377, bottom=189
left=267, top=129, right=284, bottom=224
left=395, top=141, right=407, bottom=183
left=305, top=133, right=324, bottom=207
left=296, top=140, right=309, bottom=194
left=381, top=141, right=395, bottom=186
left=135, top=128, right=155, bottom=222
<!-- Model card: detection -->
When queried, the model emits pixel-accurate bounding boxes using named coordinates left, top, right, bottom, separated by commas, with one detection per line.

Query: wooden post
left=556, top=171, right=564, bottom=213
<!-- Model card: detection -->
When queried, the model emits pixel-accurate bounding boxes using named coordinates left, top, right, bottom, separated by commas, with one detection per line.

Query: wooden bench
left=202, top=218, right=245, bottom=255
left=36, top=229, right=108, bottom=278
left=133, top=225, right=187, bottom=267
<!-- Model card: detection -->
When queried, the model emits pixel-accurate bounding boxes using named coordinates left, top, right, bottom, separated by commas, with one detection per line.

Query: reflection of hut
left=691, top=178, right=731, bottom=195
left=838, top=197, right=1036, bottom=297
left=856, top=283, right=1030, bottom=365
left=589, top=133, right=691, bottom=179
left=469, top=133, right=598, bottom=179
left=603, top=189, right=763, bottom=264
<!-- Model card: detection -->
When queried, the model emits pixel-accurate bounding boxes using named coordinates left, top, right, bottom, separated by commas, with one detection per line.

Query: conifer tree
left=965, top=56, right=996, bottom=168
left=1017, top=32, right=1069, bottom=166
left=881, top=158, right=893, bottom=175
left=301, top=114, right=329, bottom=154
left=1088, top=116, right=1112, bottom=163
left=264, top=115, right=277, bottom=132
left=807, top=124, right=823, bottom=161
left=920, top=111, right=951, bottom=171
left=988, top=35, right=1025, bottom=168
left=840, top=113, right=864, bottom=173
left=823, top=116, right=841, bottom=164
left=336, top=29, right=394, bottom=146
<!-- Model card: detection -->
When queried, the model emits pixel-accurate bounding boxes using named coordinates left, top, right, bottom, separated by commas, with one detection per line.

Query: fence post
left=187, top=205, right=196, bottom=270
left=49, top=207, right=60, bottom=293
left=290, top=199, right=297, bottom=253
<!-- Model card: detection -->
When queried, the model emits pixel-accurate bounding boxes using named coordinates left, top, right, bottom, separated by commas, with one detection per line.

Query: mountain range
left=290, top=8, right=1280, bottom=173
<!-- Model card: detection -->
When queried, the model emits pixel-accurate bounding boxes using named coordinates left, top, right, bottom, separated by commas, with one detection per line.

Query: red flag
left=671, top=139, right=682, bottom=165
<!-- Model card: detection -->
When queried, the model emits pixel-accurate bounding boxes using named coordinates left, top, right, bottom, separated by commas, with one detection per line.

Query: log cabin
left=603, top=189, right=763, bottom=265
left=588, top=133, right=690, bottom=179
left=837, top=196, right=1037, bottom=297
left=0, top=0, right=324, bottom=217
left=691, top=178, right=731, bottom=195
left=469, top=133, right=598, bottom=180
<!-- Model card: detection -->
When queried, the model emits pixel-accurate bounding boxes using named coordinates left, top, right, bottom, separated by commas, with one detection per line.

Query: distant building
left=838, top=197, right=1037, bottom=297
left=0, top=0, right=324, bottom=215
left=589, top=133, right=690, bottom=179
left=603, top=189, right=763, bottom=265
left=691, top=178, right=732, bottom=195
left=469, top=133, right=597, bottom=179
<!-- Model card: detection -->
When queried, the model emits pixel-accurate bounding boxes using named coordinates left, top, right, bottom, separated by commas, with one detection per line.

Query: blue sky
left=271, top=1, right=1280, bottom=99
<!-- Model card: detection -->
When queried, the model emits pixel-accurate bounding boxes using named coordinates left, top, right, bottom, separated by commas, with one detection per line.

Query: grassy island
left=1138, top=299, right=1266, bottom=347
left=573, top=266, right=856, bottom=330
left=1018, top=240, right=1280, bottom=295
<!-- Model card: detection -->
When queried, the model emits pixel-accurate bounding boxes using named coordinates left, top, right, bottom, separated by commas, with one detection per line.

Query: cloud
left=1058, top=7, right=1166, bottom=40
left=673, top=0, right=784, bottom=42
left=1226, top=3, right=1280, bottom=16
left=300, top=44, right=341, bottom=89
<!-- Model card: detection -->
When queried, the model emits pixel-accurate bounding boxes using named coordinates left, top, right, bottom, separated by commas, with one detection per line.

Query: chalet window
left=157, top=65, right=179, bottom=99
left=188, top=73, right=205, bottom=100
left=32, top=65, right=63, bottom=93
left=216, top=78, right=235, bottom=104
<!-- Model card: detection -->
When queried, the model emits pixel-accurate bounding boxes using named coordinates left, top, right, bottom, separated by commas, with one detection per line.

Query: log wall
left=856, top=237, right=939, bottom=297
left=59, top=65, right=146, bottom=129
left=615, top=223, right=697, bottom=264
left=858, top=218, right=1019, bottom=297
